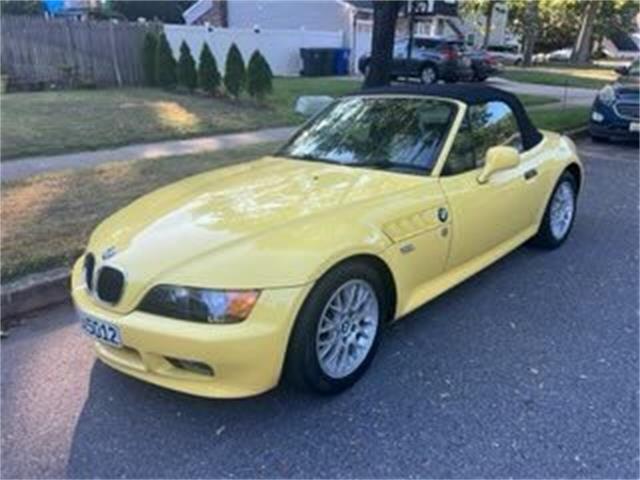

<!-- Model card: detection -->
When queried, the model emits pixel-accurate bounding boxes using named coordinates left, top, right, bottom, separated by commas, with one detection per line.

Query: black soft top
left=350, top=83, right=543, bottom=150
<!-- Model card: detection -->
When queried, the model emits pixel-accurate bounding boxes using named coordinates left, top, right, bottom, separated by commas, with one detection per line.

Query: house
left=181, top=0, right=470, bottom=71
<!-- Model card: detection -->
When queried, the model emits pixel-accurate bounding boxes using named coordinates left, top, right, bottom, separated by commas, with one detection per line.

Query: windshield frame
left=277, top=94, right=461, bottom=177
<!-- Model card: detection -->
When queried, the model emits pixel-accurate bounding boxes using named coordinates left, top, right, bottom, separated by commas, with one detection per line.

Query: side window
left=468, top=101, right=523, bottom=166
left=394, top=41, right=408, bottom=57
left=442, top=115, right=475, bottom=176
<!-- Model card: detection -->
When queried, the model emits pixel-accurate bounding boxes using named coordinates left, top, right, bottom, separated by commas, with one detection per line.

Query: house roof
left=350, top=84, right=543, bottom=149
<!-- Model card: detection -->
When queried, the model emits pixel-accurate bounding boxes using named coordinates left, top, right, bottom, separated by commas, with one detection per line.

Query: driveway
left=1, top=139, right=638, bottom=479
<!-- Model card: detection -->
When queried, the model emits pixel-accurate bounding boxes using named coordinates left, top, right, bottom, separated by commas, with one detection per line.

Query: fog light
left=591, top=111, right=604, bottom=122
left=166, top=357, right=214, bottom=376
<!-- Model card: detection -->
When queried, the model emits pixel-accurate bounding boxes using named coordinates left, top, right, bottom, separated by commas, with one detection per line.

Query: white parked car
left=544, top=48, right=573, bottom=63
left=486, top=45, right=523, bottom=65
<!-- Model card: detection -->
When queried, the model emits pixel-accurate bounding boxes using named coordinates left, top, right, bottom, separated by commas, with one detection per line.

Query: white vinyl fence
left=165, top=24, right=344, bottom=76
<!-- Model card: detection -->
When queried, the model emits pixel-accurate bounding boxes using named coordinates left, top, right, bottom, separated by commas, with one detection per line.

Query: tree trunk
left=482, top=0, right=496, bottom=48
left=363, top=1, right=401, bottom=88
left=571, top=0, right=600, bottom=64
left=522, top=0, right=539, bottom=67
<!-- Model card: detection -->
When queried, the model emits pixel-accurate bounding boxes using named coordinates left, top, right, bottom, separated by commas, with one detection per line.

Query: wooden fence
left=1, top=15, right=154, bottom=89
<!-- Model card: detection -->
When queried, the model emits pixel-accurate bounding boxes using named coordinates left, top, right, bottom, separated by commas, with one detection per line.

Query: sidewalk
left=487, top=77, right=597, bottom=106
left=1, top=126, right=296, bottom=183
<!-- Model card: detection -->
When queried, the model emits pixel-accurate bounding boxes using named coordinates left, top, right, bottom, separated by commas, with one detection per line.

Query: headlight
left=138, top=285, right=260, bottom=324
left=598, top=85, right=616, bottom=105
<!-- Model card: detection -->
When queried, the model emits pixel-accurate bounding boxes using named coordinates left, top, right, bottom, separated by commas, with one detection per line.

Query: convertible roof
left=351, top=84, right=543, bottom=150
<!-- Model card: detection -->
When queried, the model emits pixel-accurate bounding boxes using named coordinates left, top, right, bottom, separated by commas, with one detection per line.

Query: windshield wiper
left=353, top=160, right=427, bottom=173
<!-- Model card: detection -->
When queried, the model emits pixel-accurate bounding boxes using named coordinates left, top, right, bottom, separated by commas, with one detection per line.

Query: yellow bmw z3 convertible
left=72, top=85, right=583, bottom=398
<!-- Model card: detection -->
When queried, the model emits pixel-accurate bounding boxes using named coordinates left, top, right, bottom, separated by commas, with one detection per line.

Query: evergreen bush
left=177, top=40, right=197, bottom=92
left=142, top=32, right=157, bottom=86
left=198, top=43, right=221, bottom=95
left=247, top=50, right=273, bottom=101
left=155, top=33, right=177, bottom=89
left=223, top=43, right=246, bottom=98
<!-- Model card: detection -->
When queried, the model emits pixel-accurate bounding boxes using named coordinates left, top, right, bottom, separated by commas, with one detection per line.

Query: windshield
left=279, top=97, right=456, bottom=175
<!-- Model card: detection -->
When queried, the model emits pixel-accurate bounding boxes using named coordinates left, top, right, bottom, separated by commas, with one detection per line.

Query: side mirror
left=614, top=66, right=629, bottom=76
left=294, top=95, right=334, bottom=117
left=477, top=146, right=520, bottom=184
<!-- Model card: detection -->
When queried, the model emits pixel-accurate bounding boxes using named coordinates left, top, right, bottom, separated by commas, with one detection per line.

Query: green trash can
left=300, top=48, right=335, bottom=76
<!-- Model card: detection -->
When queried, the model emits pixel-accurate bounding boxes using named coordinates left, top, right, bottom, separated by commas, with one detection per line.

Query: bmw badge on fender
left=72, top=85, right=583, bottom=398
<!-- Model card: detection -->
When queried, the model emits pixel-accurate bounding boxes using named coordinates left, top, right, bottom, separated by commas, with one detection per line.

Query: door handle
left=524, top=169, right=538, bottom=180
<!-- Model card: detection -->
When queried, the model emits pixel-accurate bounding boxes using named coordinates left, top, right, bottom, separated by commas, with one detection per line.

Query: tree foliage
left=247, top=51, right=273, bottom=101
left=198, top=43, right=221, bottom=95
left=0, top=0, right=42, bottom=15
left=155, top=33, right=177, bottom=89
left=177, top=40, right=197, bottom=91
left=110, top=1, right=194, bottom=23
left=224, top=43, right=246, bottom=98
left=507, top=0, right=639, bottom=54
left=142, top=32, right=158, bottom=86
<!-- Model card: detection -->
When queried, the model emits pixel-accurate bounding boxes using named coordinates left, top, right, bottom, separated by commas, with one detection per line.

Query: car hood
left=87, top=156, right=427, bottom=309
left=614, top=78, right=640, bottom=99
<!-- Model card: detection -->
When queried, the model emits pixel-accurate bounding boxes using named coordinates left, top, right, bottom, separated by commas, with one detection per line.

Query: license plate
left=79, top=313, right=122, bottom=348
left=630, top=122, right=639, bottom=132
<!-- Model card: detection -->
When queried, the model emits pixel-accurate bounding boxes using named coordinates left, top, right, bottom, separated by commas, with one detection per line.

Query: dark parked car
left=358, top=36, right=473, bottom=84
left=589, top=59, right=639, bottom=142
left=449, top=41, right=502, bottom=82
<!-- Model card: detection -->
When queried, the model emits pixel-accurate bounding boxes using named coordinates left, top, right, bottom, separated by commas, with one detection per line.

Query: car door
left=438, top=101, right=539, bottom=270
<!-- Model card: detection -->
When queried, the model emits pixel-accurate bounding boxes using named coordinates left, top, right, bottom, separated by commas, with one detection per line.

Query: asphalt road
left=2, top=138, right=638, bottom=479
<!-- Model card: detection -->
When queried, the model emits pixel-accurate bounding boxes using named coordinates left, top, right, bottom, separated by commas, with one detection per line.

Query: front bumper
left=71, top=260, right=310, bottom=398
left=589, top=99, right=639, bottom=141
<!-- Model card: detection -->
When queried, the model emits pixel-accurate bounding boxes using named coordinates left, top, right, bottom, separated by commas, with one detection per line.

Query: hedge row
left=142, top=32, right=273, bottom=100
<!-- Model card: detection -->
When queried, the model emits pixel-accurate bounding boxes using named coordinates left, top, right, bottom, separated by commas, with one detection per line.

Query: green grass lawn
left=0, top=78, right=359, bottom=160
left=1, top=103, right=588, bottom=284
left=530, top=106, right=590, bottom=132
left=1, top=142, right=279, bottom=282
left=499, top=68, right=612, bottom=89
left=1, top=78, right=556, bottom=160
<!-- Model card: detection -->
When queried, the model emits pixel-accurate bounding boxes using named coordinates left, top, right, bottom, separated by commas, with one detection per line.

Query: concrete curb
left=1, top=268, right=70, bottom=327
left=0, top=128, right=589, bottom=326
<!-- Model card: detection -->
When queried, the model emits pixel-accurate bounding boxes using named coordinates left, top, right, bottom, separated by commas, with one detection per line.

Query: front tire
left=531, top=171, right=578, bottom=249
left=420, top=65, right=437, bottom=84
left=284, top=260, right=390, bottom=394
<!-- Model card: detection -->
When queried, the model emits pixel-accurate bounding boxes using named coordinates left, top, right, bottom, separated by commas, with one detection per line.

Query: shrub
left=198, top=43, right=221, bottom=95
left=223, top=43, right=246, bottom=98
left=155, top=33, right=177, bottom=89
left=247, top=50, right=273, bottom=101
left=177, top=40, right=197, bottom=92
left=142, top=32, right=157, bottom=86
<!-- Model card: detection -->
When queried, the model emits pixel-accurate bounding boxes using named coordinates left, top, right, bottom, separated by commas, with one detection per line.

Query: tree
left=155, top=33, right=177, bottom=89
left=571, top=0, right=600, bottom=64
left=363, top=1, right=402, bottom=88
left=177, top=40, right=197, bottom=91
left=198, top=43, right=221, bottom=95
left=482, top=1, right=497, bottom=48
left=224, top=43, right=246, bottom=98
left=521, top=0, right=539, bottom=67
left=110, top=1, right=194, bottom=23
left=142, top=32, right=158, bottom=86
left=247, top=51, right=273, bottom=101
left=0, top=0, right=42, bottom=15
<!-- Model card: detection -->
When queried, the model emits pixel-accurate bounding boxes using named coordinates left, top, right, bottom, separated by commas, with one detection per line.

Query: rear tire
left=531, top=171, right=578, bottom=249
left=284, top=260, right=391, bottom=394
